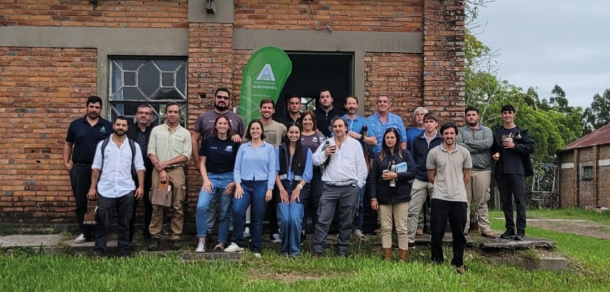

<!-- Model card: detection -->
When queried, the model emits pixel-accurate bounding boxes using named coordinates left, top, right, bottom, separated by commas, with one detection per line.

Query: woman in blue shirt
left=224, top=119, right=276, bottom=257
left=195, top=115, right=240, bottom=253
left=275, top=123, right=313, bottom=257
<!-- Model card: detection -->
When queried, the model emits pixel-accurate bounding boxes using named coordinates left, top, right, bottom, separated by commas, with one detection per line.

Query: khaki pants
left=149, top=167, right=186, bottom=240
left=465, top=169, right=492, bottom=233
left=407, top=179, right=434, bottom=243
left=379, top=202, right=409, bottom=250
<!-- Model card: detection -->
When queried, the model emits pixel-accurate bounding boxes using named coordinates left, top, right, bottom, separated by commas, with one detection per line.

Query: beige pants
left=465, top=169, right=492, bottom=233
left=149, top=167, right=186, bottom=240
left=379, top=202, right=409, bottom=250
left=407, top=179, right=434, bottom=242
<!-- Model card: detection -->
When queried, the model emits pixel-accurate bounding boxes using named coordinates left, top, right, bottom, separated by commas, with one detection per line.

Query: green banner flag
left=239, top=46, right=292, bottom=124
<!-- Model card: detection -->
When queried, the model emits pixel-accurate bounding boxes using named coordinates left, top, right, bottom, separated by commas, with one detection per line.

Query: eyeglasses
left=137, top=111, right=152, bottom=116
left=216, top=95, right=230, bottom=100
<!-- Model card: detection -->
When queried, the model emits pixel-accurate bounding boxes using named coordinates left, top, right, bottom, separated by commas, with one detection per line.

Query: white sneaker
left=254, top=252, right=261, bottom=258
left=74, top=234, right=86, bottom=243
left=195, top=242, right=205, bottom=253
left=224, top=243, right=244, bottom=252
left=244, top=227, right=251, bottom=238
left=353, top=229, right=367, bottom=241
left=272, top=233, right=281, bottom=243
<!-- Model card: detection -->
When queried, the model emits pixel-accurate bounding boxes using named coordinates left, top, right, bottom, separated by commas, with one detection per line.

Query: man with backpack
left=88, top=116, right=146, bottom=258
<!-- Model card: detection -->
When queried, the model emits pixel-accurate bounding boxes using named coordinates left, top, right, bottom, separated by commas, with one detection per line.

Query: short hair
left=330, top=116, right=348, bottom=133
left=465, top=106, right=479, bottom=115
left=114, top=116, right=129, bottom=126
left=378, top=94, right=389, bottom=100
left=319, top=89, right=331, bottom=97
left=345, top=95, right=358, bottom=104
left=138, top=104, right=153, bottom=111
left=288, top=94, right=300, bottom=102
left=260, top=98, right=275, bottom=109
left=501, top=104, right=516, bottom=113
left=245, top=119, right=267, bottom=141
left=165, top=102, right=180, bottom=113
left=212, top=115, right=234, bottom=138
left=440, top=122, right=458, bottom=135
left=423, top=112, right=438, bottom=122
left=413, top=107, right=428, bottom=116
left=215, top=88, right=231, bottom=98
left=86, top=96, right=103, bottom=107
left=301, top=110, right=318, bottom=131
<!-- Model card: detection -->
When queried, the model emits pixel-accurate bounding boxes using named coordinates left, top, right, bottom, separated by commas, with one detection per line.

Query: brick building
left=0, top=0, right=465, bottom=222
left=557, top=124, right=610, bottom=208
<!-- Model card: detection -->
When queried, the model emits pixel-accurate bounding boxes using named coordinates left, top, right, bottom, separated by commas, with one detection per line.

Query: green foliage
left=582, top=89, right=610, bottom=134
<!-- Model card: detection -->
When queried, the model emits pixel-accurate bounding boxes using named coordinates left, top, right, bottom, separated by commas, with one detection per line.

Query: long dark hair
left=212, top=115, right=234, bottom=138
left=379, top=128, right=403, bottom=161
left=282, top=123, right=305, bottom=172
left=244, top=119, right=267, bottom=141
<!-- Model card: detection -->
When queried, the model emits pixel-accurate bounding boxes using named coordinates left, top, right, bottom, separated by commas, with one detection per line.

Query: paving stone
left=0, top=235, right=62, bottom=248
left=487, top=257, right=567, bottom=271
left=481, top=237, right=557, bottom=250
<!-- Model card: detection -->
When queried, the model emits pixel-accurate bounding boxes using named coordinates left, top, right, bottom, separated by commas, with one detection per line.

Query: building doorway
left=273, top=53, right=353, bottom=120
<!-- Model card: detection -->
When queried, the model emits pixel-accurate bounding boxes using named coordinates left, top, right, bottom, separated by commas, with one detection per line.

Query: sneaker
left=196, top=241, right=205, bottom=253
left=353, top=229, right=367, bottom=241
left=500, top=230, right=515, bottom=239
left=416, top=227, right=424, bottom=235
left=214, top=243, right=225, bottom=251
left=244, top=227, right=251, bottom=238
left=272, top=233, right=281, bottom=243
left=254, top=252, right=261, bottom=258
left=224, top=243, right=244, bottom=252
left=74, top=234, right=87, bottom=244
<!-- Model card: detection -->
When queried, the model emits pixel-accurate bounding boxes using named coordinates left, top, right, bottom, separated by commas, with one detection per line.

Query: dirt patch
left=526, top=219, right=610, bottom=240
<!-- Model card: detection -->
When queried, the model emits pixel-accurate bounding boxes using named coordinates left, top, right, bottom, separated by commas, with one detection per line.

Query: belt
left=278, top=174, right=302, bottom=181
left=73, top=163, right=91, bottom=166
left=165, top=165, right=183, bottom=171
left=325, top=180, right=357, bottom=187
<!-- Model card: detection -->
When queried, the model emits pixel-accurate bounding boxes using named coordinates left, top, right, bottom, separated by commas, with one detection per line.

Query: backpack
left=100, top=137, right=138, bottom=178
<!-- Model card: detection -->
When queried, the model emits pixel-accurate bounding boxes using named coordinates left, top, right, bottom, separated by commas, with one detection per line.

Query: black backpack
left=100, top=137, right=138, bottom=178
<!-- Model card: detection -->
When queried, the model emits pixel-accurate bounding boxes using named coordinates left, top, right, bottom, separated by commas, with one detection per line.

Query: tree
left=582, top=89, right=610, bottom=134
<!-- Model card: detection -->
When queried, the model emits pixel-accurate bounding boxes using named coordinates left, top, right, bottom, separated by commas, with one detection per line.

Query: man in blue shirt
left=367, top=94, right=407, bottom=157
left=63, top=96, right=113, bottom=244
left=405, top=106, right=429, bottom=235
left=342, top=96, right=377, bottom=240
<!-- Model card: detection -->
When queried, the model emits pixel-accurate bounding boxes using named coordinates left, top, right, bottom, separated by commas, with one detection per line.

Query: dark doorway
left=273, top=53, right=353, bottom=120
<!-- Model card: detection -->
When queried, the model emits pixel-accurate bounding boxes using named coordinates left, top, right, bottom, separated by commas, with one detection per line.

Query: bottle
left=321, top=140, right=330, bottom=152
left=361, top=124, right=368, bottom=137
left=389, top=161, right=396, bottom=187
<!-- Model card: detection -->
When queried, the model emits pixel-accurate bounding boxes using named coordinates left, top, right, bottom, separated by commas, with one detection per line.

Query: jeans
left=352, top=185, right=365, bottom=230
left=430, top=199, right=467, bottom=267
left=95, top=193, right=134, bottom=257
left=497, top=174, right=526, bottom=233
left=70, top=164, right=97, bottom=240
left=196, top=172, right=233, bottom=244
left=232, top=180, right=268, bottom=253
left=305, top=168, right=323, bottom=232
left=277, top=180, right=309, bottom=256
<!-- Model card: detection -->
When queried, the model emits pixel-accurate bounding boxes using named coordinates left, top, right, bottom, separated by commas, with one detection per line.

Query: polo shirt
left=194, top=110, right=245, bottom=139
left=426, top=144, right=472, bottom=202
left=366, top=112, right=407, bottom=156
left=148, top=123, right=192, bottom=163
left=65, top=116, right=113, bottom=164
left=334, top=114, right=376, bottom=149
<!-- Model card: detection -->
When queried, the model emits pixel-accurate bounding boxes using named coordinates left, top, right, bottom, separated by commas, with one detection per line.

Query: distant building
left=557, top=124, right=610, bottom=208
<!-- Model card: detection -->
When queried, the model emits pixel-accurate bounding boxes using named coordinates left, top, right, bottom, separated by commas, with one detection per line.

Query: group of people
left=64, top=89, right=535, bottom=272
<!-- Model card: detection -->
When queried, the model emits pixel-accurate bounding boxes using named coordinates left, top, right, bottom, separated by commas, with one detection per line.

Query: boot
left=382, top=248, right=392, bottom=262
left=399, top=249, right=410, bottom=262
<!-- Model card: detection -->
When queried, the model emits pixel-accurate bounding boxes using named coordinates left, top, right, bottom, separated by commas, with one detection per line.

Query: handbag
left=151, top=179, right=172, bottom=207
left=83, top=200, right=98, bottom=225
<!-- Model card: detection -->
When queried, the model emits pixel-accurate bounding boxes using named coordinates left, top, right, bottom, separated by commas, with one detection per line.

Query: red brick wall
left=558, top=151, right=576, bottom=208
left=0, top=0, right=188, bottom=28
left=0, top=47, right=97, bottom=220
left=234, top=0, right=423, bottom=32
left=364, top=52, right=423, bottom=126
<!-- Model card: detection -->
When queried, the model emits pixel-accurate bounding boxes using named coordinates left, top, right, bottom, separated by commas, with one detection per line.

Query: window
left=109, top=58, right=187, bottom=126
left=581, top=165, right=593, bottom=181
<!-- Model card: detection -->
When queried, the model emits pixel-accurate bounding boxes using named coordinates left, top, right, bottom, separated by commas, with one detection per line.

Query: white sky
left=477, top=0, right=610, bottom=109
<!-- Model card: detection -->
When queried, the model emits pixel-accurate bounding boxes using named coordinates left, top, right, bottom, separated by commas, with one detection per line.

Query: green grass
left=2, top=210, right=610, bottom=291
left=524, top=208, right=610, bottom=225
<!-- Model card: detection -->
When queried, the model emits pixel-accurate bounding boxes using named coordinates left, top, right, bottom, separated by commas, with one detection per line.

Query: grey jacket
left=456, top=125, right=493, bottom=170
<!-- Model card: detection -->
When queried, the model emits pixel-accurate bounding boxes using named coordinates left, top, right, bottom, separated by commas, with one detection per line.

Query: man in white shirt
left=88, top=116, right=146, bottom=258
left=312, top=117, right=368, bottom=257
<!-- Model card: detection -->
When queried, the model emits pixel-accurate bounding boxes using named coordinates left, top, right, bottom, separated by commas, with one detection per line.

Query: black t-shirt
left=65, top=116, right=113, bottom=164
left=198, top=136, right=240, bottom=174
left=499, top=127, right=524, bottom=175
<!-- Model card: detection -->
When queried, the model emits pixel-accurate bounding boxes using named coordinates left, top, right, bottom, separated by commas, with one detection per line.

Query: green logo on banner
left=239, top=46, right=292, bottom=124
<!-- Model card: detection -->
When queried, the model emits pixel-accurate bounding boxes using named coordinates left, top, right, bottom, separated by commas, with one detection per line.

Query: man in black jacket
left=314, top=89, right=344, bottom=137
left=126, top=104, right=155, bottom=241
left=492, top=104, right=535, bottom=241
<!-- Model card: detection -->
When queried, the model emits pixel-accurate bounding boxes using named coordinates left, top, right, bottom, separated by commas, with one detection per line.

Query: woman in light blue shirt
left=275, top=123, right=313, bottom=257
left=224, top=119, right=276, bottom=257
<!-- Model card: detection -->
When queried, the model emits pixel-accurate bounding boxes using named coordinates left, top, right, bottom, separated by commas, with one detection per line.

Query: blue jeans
left=277, top=180, right=309, bottom=256
left=196, top=172, right=233, bottom=243
left=232, top=180, right=268, bottom=253
left=352, top=185, right=365, bottom=230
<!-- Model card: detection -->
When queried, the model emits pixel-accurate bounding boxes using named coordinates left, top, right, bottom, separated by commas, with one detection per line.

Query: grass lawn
left=1, top=209, right=610, bottom=291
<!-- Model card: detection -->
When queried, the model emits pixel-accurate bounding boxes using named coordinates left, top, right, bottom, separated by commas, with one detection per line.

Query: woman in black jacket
left=369, top=128, right=416, bottom=262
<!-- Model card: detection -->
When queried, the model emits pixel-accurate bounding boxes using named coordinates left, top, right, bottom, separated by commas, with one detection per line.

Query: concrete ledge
left=481, top=237, right=557, bottom=250
left=487, top=257, right=567, bottom=271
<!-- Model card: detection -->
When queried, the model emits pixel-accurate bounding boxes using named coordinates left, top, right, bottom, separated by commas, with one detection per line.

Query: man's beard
left=115, top=130, right=126, bottom=136
left=138, top=118, right=149, bottom=126
left=215, top=103, right=229, bottom=112
left=87, top=112, right=99, bottom=119
left=347, top=108, right=357, bottom=114
left=467, top=121, right=478, bottom=127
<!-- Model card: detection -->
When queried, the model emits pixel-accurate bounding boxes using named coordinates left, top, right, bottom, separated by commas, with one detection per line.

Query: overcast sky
left=477, top=0, right=610, bottom=109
